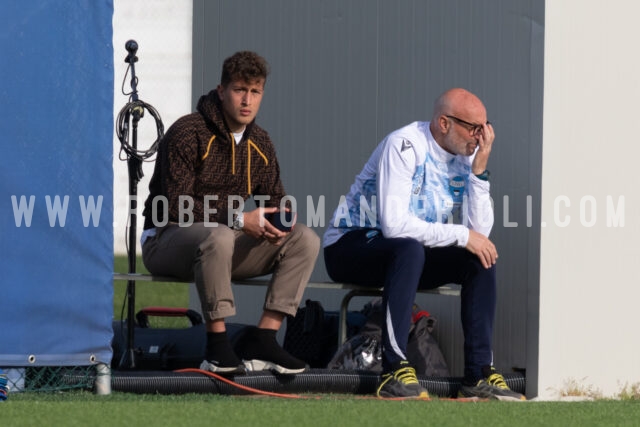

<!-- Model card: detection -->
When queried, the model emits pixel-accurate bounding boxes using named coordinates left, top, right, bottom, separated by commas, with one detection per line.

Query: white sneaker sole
left=199, top=360, right=245, bottom=374
left=242, top=359, right=306, bottom=375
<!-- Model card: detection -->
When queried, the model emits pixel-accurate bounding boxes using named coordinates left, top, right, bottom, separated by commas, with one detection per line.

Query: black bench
left=113, top=273, right=460, bottom=346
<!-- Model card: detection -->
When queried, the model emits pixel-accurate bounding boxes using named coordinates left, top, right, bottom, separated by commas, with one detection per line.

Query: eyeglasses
left=446, top=115, right=490, bottom=136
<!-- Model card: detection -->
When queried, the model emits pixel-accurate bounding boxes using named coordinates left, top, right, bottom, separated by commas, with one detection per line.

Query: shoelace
left=485, top=372, right=509, bottom=389
left=393, top=367, right=419, bottom=385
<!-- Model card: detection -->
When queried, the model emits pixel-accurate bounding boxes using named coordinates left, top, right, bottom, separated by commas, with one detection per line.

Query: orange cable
left=174, top=368, right=305, bottom=399
left=173, top=369, right=470, bottom=401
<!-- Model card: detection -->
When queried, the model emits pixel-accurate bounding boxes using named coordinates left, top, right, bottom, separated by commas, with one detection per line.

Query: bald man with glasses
left=323, top=88, right=525, bottom=401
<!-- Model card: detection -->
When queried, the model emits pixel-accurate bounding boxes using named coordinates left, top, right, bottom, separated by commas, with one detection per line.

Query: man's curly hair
left=220, top=51, right=270, bottom=87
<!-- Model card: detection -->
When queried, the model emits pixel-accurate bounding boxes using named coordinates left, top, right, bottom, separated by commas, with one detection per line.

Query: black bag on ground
left=406, top=315, right=450, bottom=376
left=283, top=299, right=366, bottom=368
left=327, top=299, right=450, bottom=376
left=112, top=307, right=248, bottom=370
left=111, top=307, right=205, bottom=370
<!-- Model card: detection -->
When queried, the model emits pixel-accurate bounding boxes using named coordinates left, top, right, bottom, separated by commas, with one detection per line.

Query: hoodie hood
left=196, top=90, right=255, bottom=143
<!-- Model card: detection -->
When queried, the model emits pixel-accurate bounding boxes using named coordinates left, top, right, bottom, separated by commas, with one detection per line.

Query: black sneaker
left=234, top=327, right=307, bottom=375
left=458, top=366, right=526, bottom=401
left=200, top=331, right=246, bottom=374
left=376, top=361, right=430, bottom=399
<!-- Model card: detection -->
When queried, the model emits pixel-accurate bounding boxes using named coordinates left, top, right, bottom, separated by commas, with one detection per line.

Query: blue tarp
left=0, top=1, right=114, bottom=366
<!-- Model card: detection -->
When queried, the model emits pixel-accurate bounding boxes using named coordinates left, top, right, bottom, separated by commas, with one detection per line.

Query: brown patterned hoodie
left=142, top=90, right=286, bottom=229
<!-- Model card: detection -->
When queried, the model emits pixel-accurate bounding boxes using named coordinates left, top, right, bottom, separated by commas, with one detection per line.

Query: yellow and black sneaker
left=458, top=366, right=526, bottom=401
left=376, top=361, right=430, bottom=399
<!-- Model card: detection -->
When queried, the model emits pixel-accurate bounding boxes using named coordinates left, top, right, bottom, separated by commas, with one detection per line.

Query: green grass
left=5, top=255, right=634, bottom=426
left=4, top=392, right=640, bottom=427
left=0, top=257, right=640, bottom=427
left=113, top=255, right=189, bottom=323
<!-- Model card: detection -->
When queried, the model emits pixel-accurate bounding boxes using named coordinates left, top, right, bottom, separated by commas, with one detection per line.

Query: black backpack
left=283, top=299, right=366, bottom=368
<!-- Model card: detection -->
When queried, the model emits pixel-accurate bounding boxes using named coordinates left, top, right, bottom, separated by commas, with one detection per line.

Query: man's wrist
left=232, top=212, right=244, bottom=230
left=474, top=169, right=490, bottom=181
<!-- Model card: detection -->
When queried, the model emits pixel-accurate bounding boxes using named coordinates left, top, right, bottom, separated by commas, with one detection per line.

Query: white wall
left=112, top=0, right=192, bottom=254
left=539, top=0, right=640, bottom=398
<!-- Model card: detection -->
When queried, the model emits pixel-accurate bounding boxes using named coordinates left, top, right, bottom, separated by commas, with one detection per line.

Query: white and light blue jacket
left=323, top=121, right=493, bottom=248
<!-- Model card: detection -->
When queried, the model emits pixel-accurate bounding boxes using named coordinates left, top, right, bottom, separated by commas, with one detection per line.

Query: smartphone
left=267, top=210, right=294, bottom=232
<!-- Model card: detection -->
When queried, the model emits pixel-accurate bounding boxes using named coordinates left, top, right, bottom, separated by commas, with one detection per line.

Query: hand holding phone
left=267, top=210, right=294, bottom=232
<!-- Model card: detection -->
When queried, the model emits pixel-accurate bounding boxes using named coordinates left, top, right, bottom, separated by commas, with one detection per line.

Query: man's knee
left=462, top=256, right=497, bottom=289
left=468, top=254, right=497, bottom=276
left=289, top=223, right=321, bottom=261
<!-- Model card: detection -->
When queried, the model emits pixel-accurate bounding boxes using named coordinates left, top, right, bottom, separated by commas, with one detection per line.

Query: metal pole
left=120, top=40, right=143, bottom=370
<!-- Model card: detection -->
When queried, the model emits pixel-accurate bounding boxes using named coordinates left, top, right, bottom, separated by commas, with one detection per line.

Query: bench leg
left=338, top=289, right=383, bottom=347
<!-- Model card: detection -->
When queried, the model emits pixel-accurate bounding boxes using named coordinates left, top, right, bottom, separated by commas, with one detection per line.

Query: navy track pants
left=324, top=229, right=496, bottom=382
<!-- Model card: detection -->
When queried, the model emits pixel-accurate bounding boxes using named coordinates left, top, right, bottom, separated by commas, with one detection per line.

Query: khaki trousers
left=142, top=222, right=320, bottom=321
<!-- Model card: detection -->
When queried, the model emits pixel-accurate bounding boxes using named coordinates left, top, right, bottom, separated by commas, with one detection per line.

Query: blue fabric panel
left=0, top=1, right=114, bottom=366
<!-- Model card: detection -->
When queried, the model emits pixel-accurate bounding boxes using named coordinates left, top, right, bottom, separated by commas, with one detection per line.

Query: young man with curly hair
left=142, top=51, right=320, bottom=375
